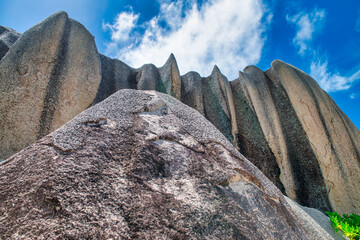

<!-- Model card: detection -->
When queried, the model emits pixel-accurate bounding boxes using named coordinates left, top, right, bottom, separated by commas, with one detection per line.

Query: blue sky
left=0, top=0, right=359, bottom=129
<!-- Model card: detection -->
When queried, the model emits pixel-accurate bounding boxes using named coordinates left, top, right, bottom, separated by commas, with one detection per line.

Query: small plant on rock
left=326, top=211, right=360, bottom=240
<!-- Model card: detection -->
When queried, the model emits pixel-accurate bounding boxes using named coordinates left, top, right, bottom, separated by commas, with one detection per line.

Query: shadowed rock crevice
left=93, top=54, right=138, bottom=105
left=230, top=76, right=285, bottom=193
left=265, top=74, right=331, bottom=212
left=38, top=17, right=70, bottom=139
left=181, top=71, right=204, bottom=115
left=201, top=66, right=235, bottom=144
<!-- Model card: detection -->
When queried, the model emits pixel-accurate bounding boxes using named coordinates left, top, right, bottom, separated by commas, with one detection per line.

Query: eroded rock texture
left=265, top=60, right=360, bottom=214
left=0, top=11, right=101, bottom=159
left=0, top=25, right=21, bottom=60
left=0, top=89, right=336, bottom=240
left=1, top=12, right=359, bottom=215
left=96, top=56, right=360, bottom=214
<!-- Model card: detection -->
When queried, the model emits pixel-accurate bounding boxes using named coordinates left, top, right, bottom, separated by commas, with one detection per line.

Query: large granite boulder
left=0, top=11, right=101, bottom=159
left=0, top=89, right=338, bottom=239
left=265, top=60, right=360, bottom=214
left=0, top=25, right=21, bottom=60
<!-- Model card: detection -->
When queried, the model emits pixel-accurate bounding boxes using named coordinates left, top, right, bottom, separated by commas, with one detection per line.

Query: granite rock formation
left=0, top=26, right=21, bottom=60
left=0, top=12, right=101, bottom=159
left=1, top=12, right=359, bottom=216
left=0, top=89, right=338, bottom=239
left=95, top=55, right=360, bottom=214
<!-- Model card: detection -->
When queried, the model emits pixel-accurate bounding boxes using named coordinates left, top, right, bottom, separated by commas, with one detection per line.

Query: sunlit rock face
left=1, top=11, right=359, bottom=216
left=0, top=12, right=101, bottom=160
left=0, top=89, right=337, bottom=239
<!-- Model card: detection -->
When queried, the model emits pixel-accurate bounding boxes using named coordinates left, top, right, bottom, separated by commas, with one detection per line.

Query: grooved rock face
left=230, top=66, right=285, bottom=193
left=0, top=11, right=101, bottom=159
left=1, top=11, right=359, bottom=216
left=0, top=89, right=331, bottom=240
left=266, top=60, right=360, bottom=214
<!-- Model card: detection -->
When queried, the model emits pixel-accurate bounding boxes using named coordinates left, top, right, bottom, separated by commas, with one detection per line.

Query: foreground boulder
left=0, top=89, right=339, bottom=239
left=0, top=11, right=101, bottom=159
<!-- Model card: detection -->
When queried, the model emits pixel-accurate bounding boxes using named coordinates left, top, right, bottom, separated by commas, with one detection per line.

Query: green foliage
left=326, top=211, right=360, bottom=240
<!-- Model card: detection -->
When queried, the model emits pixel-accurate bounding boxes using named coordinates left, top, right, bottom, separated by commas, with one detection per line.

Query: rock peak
left=1, top=11, right=360, bottom=221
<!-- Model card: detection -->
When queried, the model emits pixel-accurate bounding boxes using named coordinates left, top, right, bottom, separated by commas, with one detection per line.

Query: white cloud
left=310, top=59, right=360, bottom=92
left=287, top=9, right=326, bottom=55
left=102, top=11, right=139, bottom=42
left=103, top=0, right=269, bottom=79
left=350, top=93, right=358, bottom=99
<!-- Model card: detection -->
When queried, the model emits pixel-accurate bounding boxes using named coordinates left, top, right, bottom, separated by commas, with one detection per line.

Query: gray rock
left=136, top=63, right=163, bottom=91
left=202, top=66, right=238, bottom=145
left=181, top=71, right=204, bottom=115
left=0, top=89, right=333, bottom=239
left=265, top=60, right=360, bottom=214
left=230, top=67, right=285, bottom=193
left=93, top=54, right=136, bottom=104
left=0, top=25, right=21, bottom=60
left=284, top=197, right=345, bottom=240
left=1, top=11, right=360, bottom=216
left=0, top=11, right=101, bottom=160
left=158, top=53, right=181, bottom=99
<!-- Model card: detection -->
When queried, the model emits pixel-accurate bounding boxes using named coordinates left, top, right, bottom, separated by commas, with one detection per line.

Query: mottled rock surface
left=284, top=197, right=345, bottom=240
left=181, top=71, right=204, bottom=115
left=1, top=12, right=359, bottom=215
left=0, top=89, right=336, bottom=239
left=202, top=66, right=238, bottom=145
left=0, top=26, right=21, bottom=60
left=265, top=60, right=360, bottom=214
left=0, top=11, right=101, bottom=159
left=158, top=53, right=182, bottom=99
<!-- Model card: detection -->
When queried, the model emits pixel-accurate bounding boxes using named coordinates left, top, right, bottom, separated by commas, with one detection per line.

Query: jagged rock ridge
left=0, top=11, right=359, bottom=216
left=0, top=89, right=339, bottom=239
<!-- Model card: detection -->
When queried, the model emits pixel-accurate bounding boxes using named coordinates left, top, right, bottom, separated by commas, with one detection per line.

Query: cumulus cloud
left=287, top=9, right=326, bottom=55
left=103, top=11, right=139, bottom=42
left=103, top=0, right=269, bottom=79
left=310, top=59, right=360, bottom=92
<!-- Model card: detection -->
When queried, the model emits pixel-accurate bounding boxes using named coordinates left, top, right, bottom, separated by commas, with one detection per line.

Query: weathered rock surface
left=202, top=66, right=239, bottom=145
left=181, top=71, right=204, bottom=115
left=232, top=64, right=333, bottom=213
left=0, top=26, right=21, bottom=60
left=1, top=12, right=359, bottom=215
left=158, top=53, right=182, bottom=99
left=0, top=89, right=336, bottom=239
left=284, top=197, right=345, bottom=240
left=265, top=60, right=360, bottom=214
left=92, top=54, right=136, bottom=104
left=0, top=11, right=101, bottom=159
